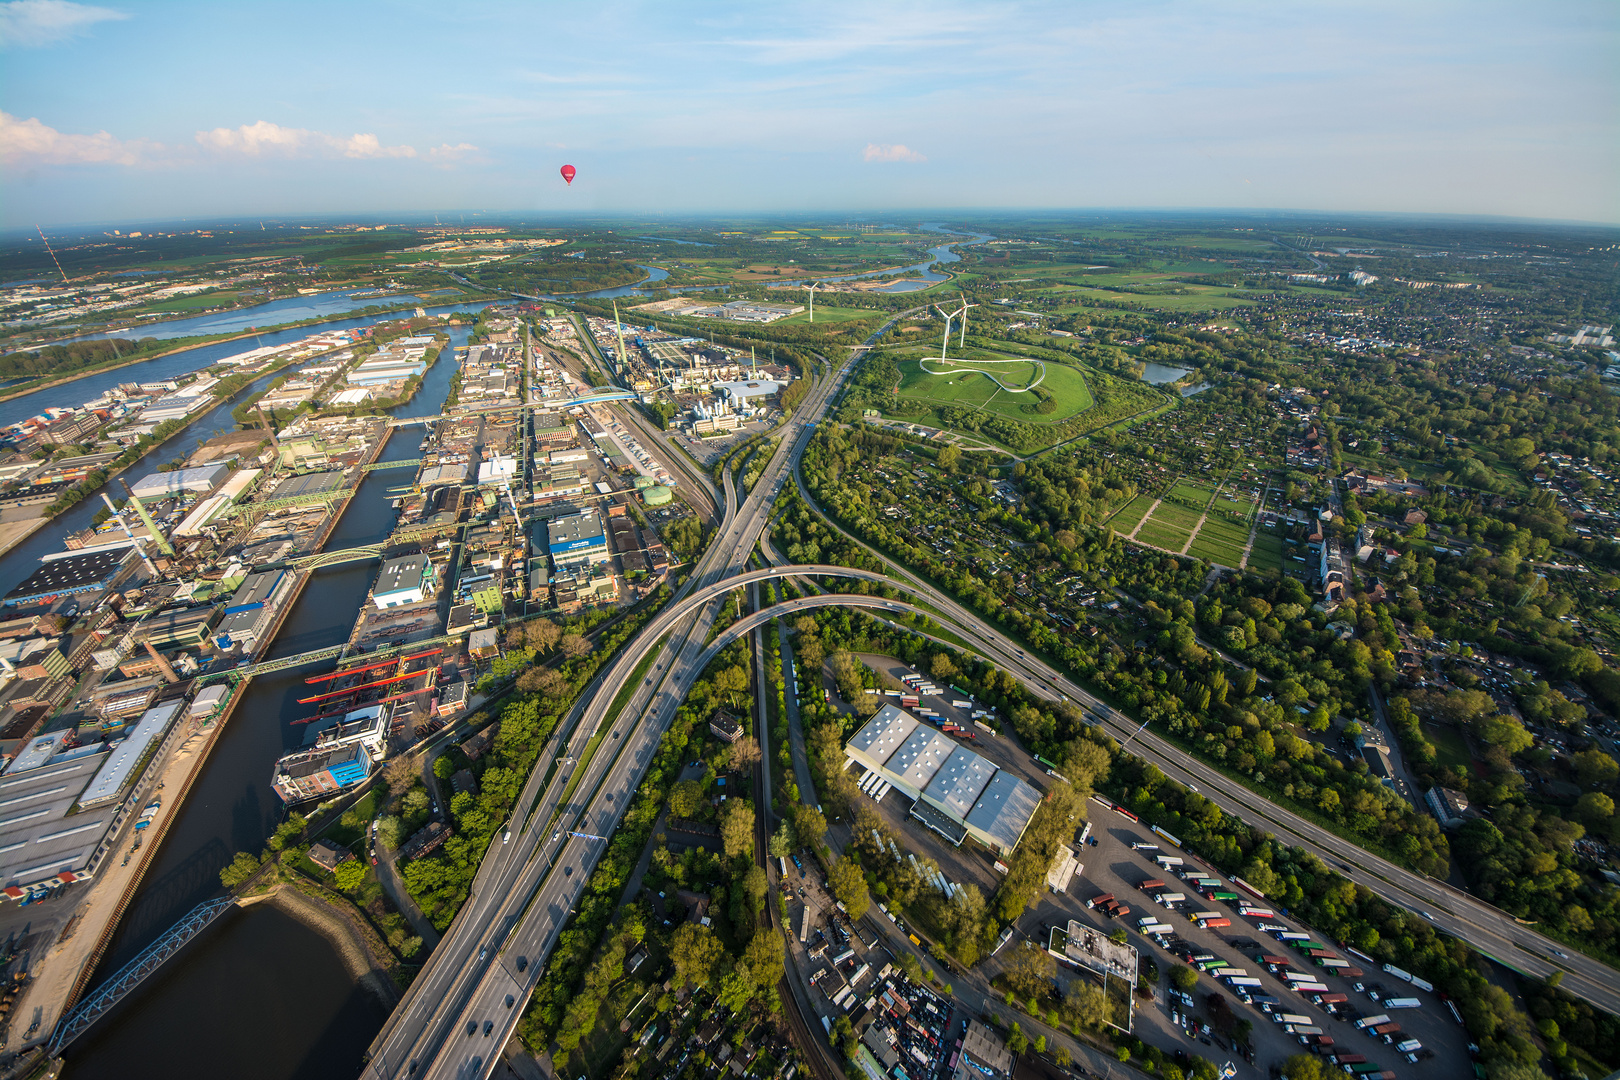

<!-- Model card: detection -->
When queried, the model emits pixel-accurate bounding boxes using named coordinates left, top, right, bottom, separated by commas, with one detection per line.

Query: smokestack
left=144, top=641, right=180, bottom=684
left=117, top=480, right=176, bottom=558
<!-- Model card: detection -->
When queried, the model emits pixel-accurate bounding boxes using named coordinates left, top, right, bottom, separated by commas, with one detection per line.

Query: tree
left=670, top=923, right=725, bottom=989
left=1574, top=748, right=1619, bottom=788
left=792, top=804, right=827, bottom=848
left=516, top=665, right=569, bottom=699
left=743, top=929, right=785, bottom=989
left=931, top=653, right=958, bottom=682
left=712, top=665, right=751, bottom=709
left=937, top=445, right=961, bottom=473
left=559, top=633, right=591, bottom=660
left=524, top=618, right=562, bottom=653
left=721, top=800, right=756, bottom=858
left=1003, top=942, right=1056, bottom=1000
left=333, top=859, right=367, bottom=892
left=433, top=755, right=454, bottom=781
left=1282, top=1055, right=1329, bottom=1080
left=769, top=822, right=796, bottom=858
left=1062, top=981, right=1113, bottom=1030
left=1170, top=964, right=1200, bottom=992
left=377, top=815, right=403, bottom=850
left=219, top=851, right=261, bottom=888
left=668, top=779, right=704, bottom=818
left=383, top=754, right=418, bottom=794
left=828, top=857, right=870, bottom=920
left=728, top=735, right=762, bottom=772
left=744, top=865, right=769, bottom=913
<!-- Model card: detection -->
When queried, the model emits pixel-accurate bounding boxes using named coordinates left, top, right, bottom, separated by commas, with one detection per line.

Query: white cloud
left=863, top=142, right=926, bottom=163
left=0, top=109, right=153, bottom=165
left=196, top=121, right=418, bottom=159
left=0, top=0, right=126, bottom=48
left=427, top=142, right=479, bottom=161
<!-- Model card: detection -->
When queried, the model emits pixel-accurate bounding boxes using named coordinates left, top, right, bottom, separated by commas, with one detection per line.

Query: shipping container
left=1197, top=917, right=1231, bottom=929
left=1261, top=955, right=1292, bottom=966
left=1139, top=879, right=1167, bottom=892
left=1086, top=892, right=1115, bottom=910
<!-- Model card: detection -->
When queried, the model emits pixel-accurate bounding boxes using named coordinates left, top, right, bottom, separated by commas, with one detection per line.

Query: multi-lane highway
left=369, top=293, right=1617, bottom=1079
left=365, top=315, right=899, bottom=1078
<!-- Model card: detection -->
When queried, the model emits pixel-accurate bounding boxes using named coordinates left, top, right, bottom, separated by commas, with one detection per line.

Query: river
left=21, top=288, right=432, bottom=349
left=53, top=322, right=473, bottom=1080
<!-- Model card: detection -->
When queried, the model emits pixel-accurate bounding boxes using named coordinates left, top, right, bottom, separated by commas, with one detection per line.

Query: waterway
left=0, top=296, right=490, bottom=431
left=26, top=288, right=425, bottom=348
left=56, top=323, right=474, bottom=1079
left=801, top=222, right=995, bottom=293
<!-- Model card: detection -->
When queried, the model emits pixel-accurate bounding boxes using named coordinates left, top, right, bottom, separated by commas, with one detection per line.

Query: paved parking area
left=816, top=655, right=1472, bottom=1079
left=1014, top=817, right=1472, bottom=1078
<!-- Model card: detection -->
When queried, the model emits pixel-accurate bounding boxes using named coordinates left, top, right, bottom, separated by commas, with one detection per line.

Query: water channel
left=48, top=321, right=473, bottom=1079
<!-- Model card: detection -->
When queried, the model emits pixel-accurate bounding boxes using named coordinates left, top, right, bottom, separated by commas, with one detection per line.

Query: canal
left=56, top=322, right=474, bottom=1080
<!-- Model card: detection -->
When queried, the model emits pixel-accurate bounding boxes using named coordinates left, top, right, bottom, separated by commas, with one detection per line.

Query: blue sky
left=1, top=0, right=1615, bottom=227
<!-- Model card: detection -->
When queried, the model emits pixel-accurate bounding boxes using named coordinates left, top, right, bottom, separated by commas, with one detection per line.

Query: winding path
left=916, top=355, right=1047, bottom=392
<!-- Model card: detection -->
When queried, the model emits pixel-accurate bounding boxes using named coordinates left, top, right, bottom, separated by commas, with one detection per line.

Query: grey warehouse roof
left=921, top=746, right=996, bottom=819
left=845, top=704, right=917, bottom=765
left=887, top=726, right=957, bottom=794
left=963, top=769, right=1044, bottom=853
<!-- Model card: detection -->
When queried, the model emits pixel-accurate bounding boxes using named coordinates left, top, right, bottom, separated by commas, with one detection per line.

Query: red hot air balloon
left=560, top=164, right=576, bottom=186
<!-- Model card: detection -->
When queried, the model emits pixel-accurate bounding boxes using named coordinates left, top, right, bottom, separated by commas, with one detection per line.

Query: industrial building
left=128, top=463, right=230, bottom=503
left=372, top=553, right=435, bottom=609
left=547, top=511, right=607, bottom=570
left=844, top=705, right=1042, bottom=856
left=271, top=703, right=390, bottom=804
left=3, top=545, right=133, bottom=607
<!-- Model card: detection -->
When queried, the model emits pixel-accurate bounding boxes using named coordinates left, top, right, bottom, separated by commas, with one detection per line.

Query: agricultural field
left=1135, top=482, right=1210, bottom=551
left=1246, top=524, right=1287, bottom=573
left=1107, top=492, right=1157, bottom=535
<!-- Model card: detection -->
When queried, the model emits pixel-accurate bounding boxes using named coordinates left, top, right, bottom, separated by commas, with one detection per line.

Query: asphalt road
left=364, top=315, right=900, bottom=1078
left=788, top=474, right=1620, bottom=1017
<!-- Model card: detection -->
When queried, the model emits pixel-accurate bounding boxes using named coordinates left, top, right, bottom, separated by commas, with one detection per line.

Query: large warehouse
left=845, top=705, right=1043, bottom=856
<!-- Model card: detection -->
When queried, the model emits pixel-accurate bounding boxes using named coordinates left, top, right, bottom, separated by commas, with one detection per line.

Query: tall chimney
left=144, top=641, right=180, bottom=684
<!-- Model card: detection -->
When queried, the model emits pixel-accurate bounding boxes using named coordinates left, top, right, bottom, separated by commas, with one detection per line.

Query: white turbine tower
left=955, top=295, right=976, bottom=348
left=803, top=281, right=820, bottom=322
left=933, top=303, right=956, bottom=361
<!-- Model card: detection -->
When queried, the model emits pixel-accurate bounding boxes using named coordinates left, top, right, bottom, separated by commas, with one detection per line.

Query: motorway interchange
left=363, top=315, right=1617, bottom=1080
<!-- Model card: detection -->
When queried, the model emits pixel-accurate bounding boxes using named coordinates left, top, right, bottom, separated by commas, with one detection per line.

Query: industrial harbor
left=0, top=301, right=766, bottom=1070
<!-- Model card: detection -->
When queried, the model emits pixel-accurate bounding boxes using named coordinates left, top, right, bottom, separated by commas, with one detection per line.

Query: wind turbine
left=954, top=295, right=976, bottom=348
left=933, top=303, right=956, bottom=361
left=802, top=281, right=821, bottom=322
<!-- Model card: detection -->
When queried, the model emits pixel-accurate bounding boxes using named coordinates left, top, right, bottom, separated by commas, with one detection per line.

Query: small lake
left=1140, top=362, right=1193, bottom=385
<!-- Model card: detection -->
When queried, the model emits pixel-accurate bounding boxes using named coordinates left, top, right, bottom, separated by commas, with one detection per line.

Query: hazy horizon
left=2, top=0, right=1616, bottom=228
